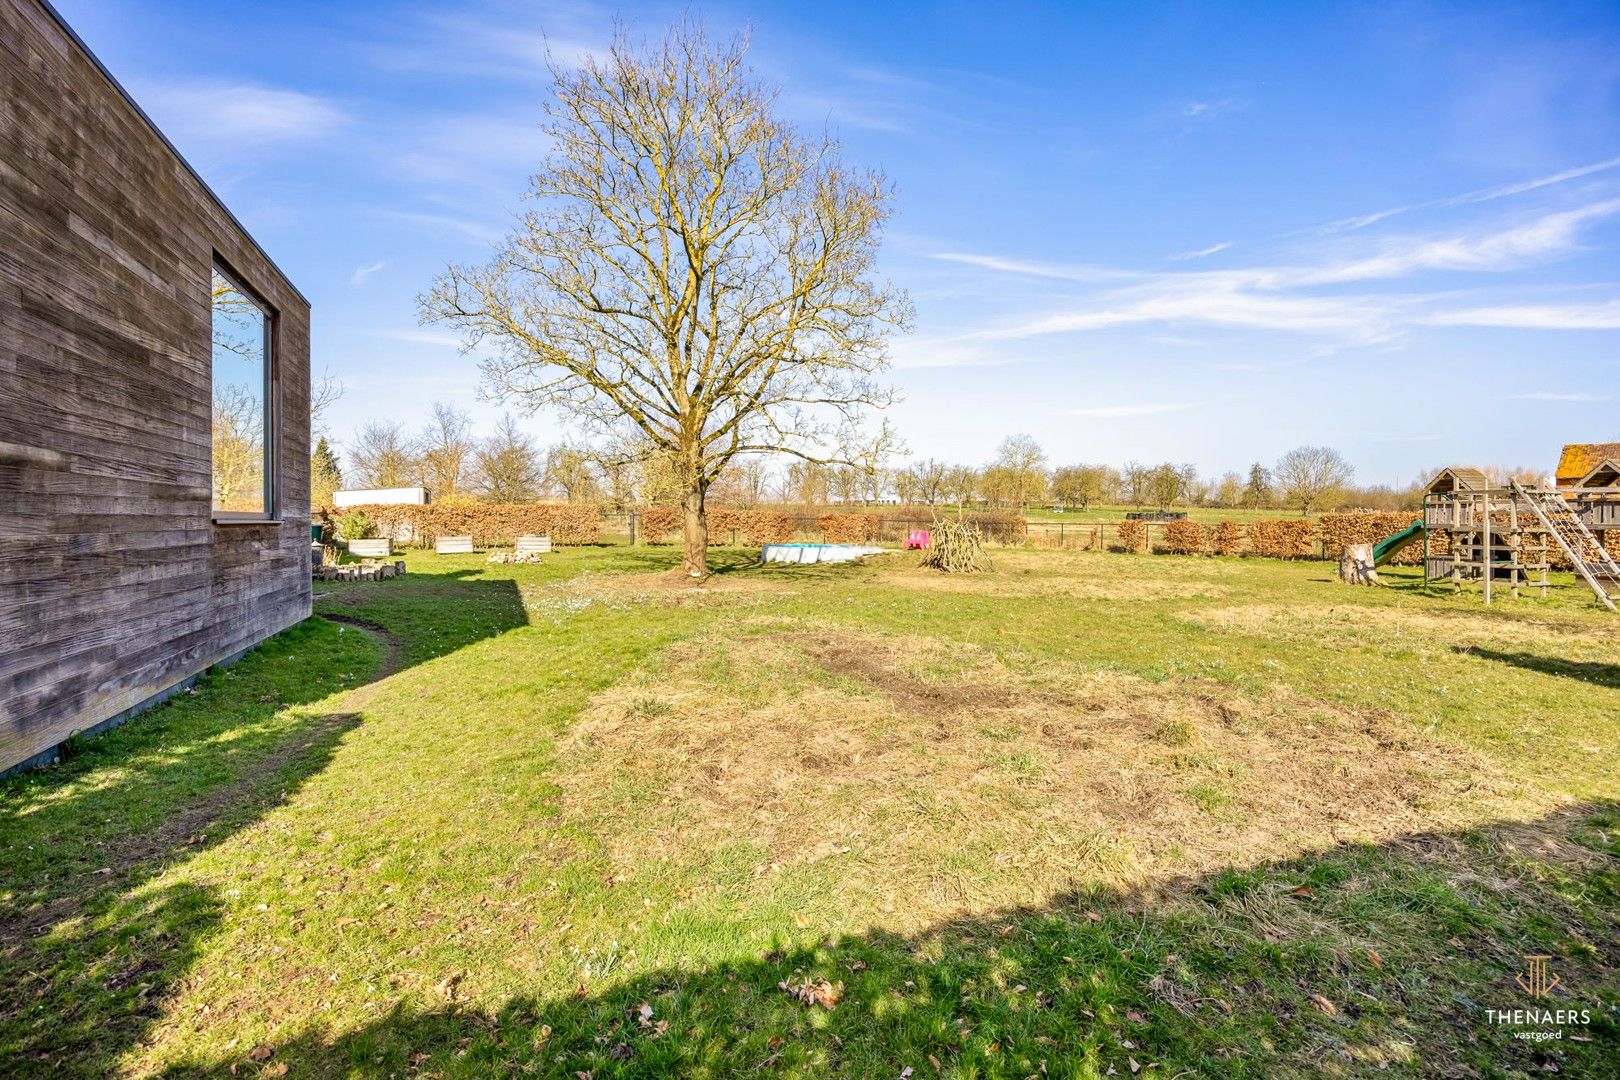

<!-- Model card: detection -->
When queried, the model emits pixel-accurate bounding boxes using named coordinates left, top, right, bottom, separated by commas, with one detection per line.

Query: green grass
left=1, top=545, right=1616, bottom=1078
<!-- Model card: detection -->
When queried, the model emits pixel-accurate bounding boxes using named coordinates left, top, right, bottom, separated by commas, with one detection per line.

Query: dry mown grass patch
left=558, top=627, right=1559, bottom=932
left=1183, top=602, right=1620, bottom=651
left=878, top=549, right=1234, bottom=601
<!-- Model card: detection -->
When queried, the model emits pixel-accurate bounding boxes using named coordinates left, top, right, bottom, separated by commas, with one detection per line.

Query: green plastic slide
left=1372, top=519, right=1424, bottom=566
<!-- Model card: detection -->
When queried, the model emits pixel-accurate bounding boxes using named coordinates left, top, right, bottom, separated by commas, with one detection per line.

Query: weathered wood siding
left=0, top=0, right=311, bottom=772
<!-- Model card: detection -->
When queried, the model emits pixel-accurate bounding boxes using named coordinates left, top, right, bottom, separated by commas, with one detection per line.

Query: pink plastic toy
left=905, top=529, right=932, bottom=550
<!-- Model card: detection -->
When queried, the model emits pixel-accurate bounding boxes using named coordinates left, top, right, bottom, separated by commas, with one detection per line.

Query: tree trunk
left=680, top=481, right=709, bottom=577
left=1339, top=543, right=1380, bottom=586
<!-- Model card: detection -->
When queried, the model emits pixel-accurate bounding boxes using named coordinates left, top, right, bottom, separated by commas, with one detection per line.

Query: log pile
left=487, top=551, right=544, bottom=565
left=314, top=559, right=406, bottom=582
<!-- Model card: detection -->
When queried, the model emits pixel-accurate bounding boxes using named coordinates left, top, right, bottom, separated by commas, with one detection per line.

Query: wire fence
left=599, top=512, right=1335, bottom=560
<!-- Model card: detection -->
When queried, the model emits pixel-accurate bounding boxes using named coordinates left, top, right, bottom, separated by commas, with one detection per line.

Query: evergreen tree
left=1244, top=463, right=1272, bottom=508
left=311, top=436, right=343, bottom=511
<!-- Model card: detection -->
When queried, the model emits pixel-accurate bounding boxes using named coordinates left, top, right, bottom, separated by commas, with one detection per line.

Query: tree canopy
left=422, top=23, right=910, bottom=572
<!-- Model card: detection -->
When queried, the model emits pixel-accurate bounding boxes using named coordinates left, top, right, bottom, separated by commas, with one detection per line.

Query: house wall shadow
left=0, top=574, right=527, bottom=1076
left=153, top=800, right=1620, bottom=1079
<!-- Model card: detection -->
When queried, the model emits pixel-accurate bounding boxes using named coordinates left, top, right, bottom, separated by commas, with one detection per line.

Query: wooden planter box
left=347, top=538, right=392, bottom=558
left=435, top=535, right=474, bottom=554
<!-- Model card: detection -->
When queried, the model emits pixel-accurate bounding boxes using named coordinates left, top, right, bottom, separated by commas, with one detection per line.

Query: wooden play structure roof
left=1557, top=443, right=1620, bottom=488
left=1576, top=458, right=1620, bottom=489
left=1422, top=466, right=1489, bottom=494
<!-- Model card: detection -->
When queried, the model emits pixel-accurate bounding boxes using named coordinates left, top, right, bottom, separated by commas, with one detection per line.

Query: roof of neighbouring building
left=1423, top=466, right=1490, bottom=494
left=1576, top=458, right=1620, bottom=489
left=1557, top=443, right=1620, bottom=487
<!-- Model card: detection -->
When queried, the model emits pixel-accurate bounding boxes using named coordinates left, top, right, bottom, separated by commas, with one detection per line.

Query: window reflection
left=210, top=266, right=271, bottom=516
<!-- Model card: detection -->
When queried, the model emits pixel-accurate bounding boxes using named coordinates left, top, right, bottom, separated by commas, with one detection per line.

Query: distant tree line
left=317, top=407, right=1551, bottom=517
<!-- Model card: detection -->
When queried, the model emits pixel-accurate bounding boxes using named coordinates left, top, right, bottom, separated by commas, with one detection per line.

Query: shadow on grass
left=1456, top=645, right=1620, bottom=688
left=158, top=801, right=1620, bottom=1079
left=0, top=576, right=528, bottom=1076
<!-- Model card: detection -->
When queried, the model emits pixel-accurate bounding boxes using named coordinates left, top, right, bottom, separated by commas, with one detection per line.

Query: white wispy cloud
left=372, top=209, right=507, bottom=245
left=927, top=199, right=1620, bottom=352
left=350, top=261, right=387, bottom=286
left=887, top=337, right=1028, bottom=369
left=1425, top=299, right=1620, bottom=329
left=1502, top=391, right=1612, bottom=402
left=969, top=282, right=1402, bottom=341
left=1181, top=98, right=1242, bottom=118
left=133, top=81, right=347, bottom=146
left=930, top=252, right=1133, bottom=282
left=377, top=328, right=467, bottom=347
left=1318, top=153, right=1620, bottom=233
left=367, top=2, right=602, bottom=81
left=1170, top=242, right=1231, bottom=261
left=1066, top=402, right=1198, bottom=418
left=1299, top=199, right=1620, bottom=284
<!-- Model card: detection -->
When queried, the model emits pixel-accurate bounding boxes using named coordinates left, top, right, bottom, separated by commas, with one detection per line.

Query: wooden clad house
left=0, top=1, right=311, bottom=773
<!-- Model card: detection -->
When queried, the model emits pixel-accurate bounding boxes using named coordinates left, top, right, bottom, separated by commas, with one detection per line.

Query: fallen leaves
left=1309, top=994, right=1337, bottom=1017
left=778, top=977, right=843, bottom=1009
left=436, top=970, right=466, bottom=1002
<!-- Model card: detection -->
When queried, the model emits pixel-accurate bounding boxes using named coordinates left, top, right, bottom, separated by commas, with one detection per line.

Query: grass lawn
left=2, top=545, right=1616, bottom=1078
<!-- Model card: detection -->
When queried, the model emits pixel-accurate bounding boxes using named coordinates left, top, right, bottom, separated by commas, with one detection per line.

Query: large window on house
left=210, top=263, right=274, bottom=518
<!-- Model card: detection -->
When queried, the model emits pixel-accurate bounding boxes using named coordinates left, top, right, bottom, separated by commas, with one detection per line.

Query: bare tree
left=828, top=463, right=863, bottom=505
left=1213, top=470, right=1244, bottom=508
left=1144, top=463, right=1182, bottom=510
left=779, top=459, right=829, bottom=506
left=348, top=420, right=420, bottom=490
left=1120, top=461, right=1150, bottom=507
left=473, top=414, right=543, bottom=502
left=310, top=369, right=345, bottom=435
left=544, top=443, right=603, bottom=503
left=992, top=434, right=1048, bottom=510
left=1275, top=445, right=1353, bottom=515
left=421, top=25, right=910, bottom=574
left=1050, top=464, right=1111, bottom=509
left=943, top=464, right=979, bottom=507
left=211, top=384, right=264, bottom=511
left=906, top=458, right=947, bottom=504
left=709, top=454, right=773, bottom=507
left=419, top=403, right=476, bottom=500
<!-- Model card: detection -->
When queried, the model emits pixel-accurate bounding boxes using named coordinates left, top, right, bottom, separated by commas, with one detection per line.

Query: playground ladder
left=1510, top=480, right=1620, bottom=612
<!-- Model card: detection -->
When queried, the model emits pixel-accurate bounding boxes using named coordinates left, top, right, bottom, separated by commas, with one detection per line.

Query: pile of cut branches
left=920, top=515, right=991, bottom=573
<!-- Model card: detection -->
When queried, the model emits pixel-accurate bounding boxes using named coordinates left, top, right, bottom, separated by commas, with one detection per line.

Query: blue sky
left=57, top=0, right=1620, bottom=485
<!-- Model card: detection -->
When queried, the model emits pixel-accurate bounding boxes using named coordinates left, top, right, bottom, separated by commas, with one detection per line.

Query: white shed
left=332, top=486, right=428, bottom=508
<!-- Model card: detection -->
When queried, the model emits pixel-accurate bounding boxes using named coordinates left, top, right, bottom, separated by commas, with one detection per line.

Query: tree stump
left=1339, top=543, right=1380, bottom=586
